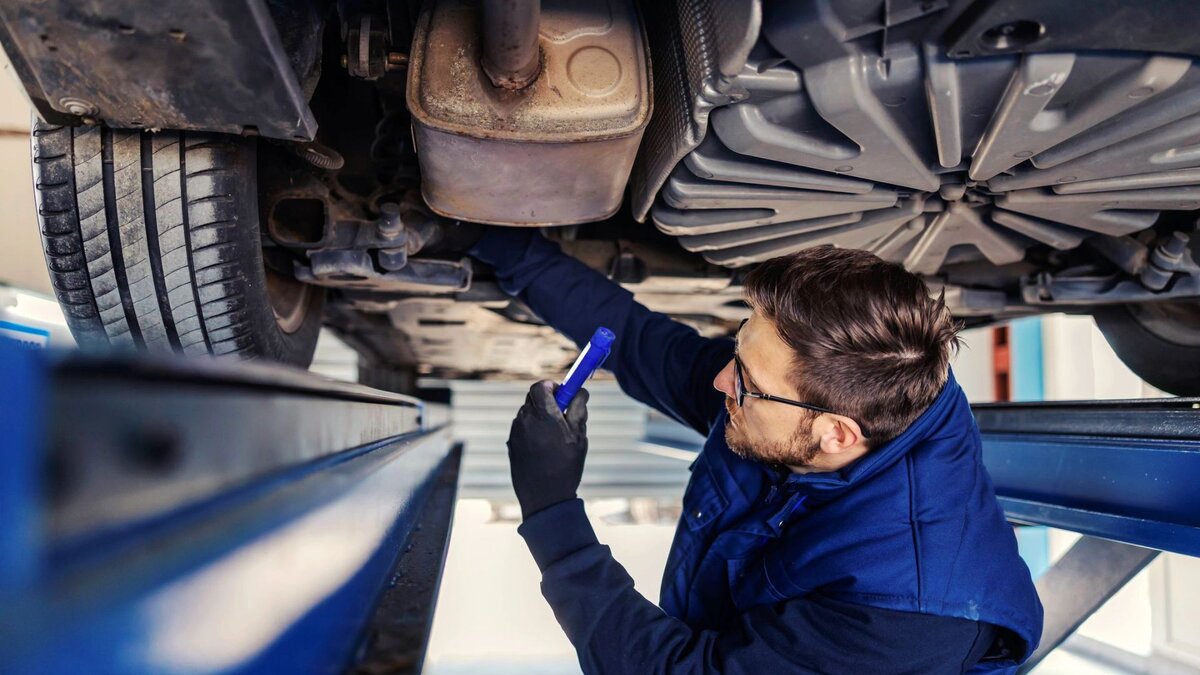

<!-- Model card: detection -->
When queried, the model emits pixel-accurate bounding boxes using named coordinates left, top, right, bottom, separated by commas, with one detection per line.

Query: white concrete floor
left=425, top=498, right=677, bottom=675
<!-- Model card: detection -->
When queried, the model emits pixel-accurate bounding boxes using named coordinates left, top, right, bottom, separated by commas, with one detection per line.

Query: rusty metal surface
left=407, top=0, right=651, bottom=225
left=412, top=125, right=644, bottom=225
left=481, top=0, right=542, bottom=90
left=0, top=0, right=319, bottom=140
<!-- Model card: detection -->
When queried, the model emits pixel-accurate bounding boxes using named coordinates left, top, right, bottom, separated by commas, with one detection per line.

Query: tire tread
left=31, top=122, right=322, bottom=365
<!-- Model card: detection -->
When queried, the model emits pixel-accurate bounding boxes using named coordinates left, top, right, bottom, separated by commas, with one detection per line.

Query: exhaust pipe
left=480, top=0, right=541, bottom=90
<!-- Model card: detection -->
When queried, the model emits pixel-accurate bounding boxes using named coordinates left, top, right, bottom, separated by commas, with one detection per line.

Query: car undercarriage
left=7, top=0, right=1200, bottom=393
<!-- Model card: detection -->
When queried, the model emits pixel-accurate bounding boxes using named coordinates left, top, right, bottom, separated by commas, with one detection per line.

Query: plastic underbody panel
left=645, top=1, right=1200, bottom=273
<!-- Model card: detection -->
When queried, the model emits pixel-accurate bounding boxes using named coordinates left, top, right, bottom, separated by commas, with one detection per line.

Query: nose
left=713, top=359, right=736, bottom=399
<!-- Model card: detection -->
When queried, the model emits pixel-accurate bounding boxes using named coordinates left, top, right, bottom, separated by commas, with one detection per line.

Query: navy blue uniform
left=471, top=229, right=1043, bottom=674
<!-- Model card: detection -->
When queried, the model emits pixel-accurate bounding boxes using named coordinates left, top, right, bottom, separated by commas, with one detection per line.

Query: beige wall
left=0, top=49, right=51, bottom=295
left=951, top=325, right=996, bottom=403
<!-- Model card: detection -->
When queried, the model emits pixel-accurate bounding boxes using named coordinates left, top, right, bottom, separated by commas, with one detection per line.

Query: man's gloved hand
left=507, top=381, right=589, bottom=520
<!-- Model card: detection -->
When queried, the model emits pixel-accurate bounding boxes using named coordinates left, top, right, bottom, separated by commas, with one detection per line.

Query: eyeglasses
left=733, top=320, right=871, bottom=438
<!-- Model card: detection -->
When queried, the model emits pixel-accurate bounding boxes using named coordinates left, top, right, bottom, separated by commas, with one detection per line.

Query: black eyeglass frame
left=733, top=320, right=871, bottom=438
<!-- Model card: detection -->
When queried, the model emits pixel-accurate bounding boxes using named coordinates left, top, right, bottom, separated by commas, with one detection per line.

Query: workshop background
left=2, top=53, right=1197, bottom=675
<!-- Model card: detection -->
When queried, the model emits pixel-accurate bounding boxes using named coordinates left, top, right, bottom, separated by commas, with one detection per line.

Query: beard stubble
left=724, top=399, right=821, bottom=468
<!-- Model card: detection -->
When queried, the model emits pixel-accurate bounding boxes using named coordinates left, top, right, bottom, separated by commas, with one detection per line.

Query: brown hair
left=743, top=245, right=962, bottom=445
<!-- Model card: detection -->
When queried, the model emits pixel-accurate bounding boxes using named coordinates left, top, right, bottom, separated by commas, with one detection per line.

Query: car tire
left=1093, top=301, right=1200, bottom=396
left=32, top=122, right=324, bottom=367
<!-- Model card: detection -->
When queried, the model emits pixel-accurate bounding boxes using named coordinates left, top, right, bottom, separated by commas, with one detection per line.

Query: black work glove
left=507, top=381, right=589, bottom=520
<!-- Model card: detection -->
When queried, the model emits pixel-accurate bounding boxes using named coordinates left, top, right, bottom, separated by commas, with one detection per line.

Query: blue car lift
left=974, top=398, right=1200, bottom=672
left=0, top=344, right=460, bottom=674
left=0, top=338, right=1197, bottom=673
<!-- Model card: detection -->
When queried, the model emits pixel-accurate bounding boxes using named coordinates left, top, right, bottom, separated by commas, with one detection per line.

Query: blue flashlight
left=555, top=327, right=615, bottom=412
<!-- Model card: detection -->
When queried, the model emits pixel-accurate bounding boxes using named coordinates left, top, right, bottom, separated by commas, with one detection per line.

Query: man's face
left=712, top=313, right=822, bottom=468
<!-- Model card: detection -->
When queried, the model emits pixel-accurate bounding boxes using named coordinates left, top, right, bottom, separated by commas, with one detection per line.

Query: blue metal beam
left=0, top=347, right=457, bottom=674
left=975, top=398, right=1200, bottom=555
left=0, top=344, right=41, bottom=595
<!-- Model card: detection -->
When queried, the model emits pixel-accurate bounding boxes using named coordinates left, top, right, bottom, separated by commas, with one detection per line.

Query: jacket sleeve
left=470, top=228, right=731, bottom=434
left=519, top=499, right=999, bottom=675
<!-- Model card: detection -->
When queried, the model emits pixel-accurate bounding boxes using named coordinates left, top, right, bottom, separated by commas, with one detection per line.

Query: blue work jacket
left=472, top=229, right=1044, bottom=674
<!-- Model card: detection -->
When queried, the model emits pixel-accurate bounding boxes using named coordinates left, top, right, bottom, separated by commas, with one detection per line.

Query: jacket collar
left=779, top=368, right=965, bottom=493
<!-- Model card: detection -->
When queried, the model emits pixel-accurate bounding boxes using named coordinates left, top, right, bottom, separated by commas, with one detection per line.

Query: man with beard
left=471, top=227, right=1043, bottom=674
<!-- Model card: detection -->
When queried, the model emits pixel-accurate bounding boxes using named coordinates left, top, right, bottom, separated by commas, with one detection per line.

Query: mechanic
left=468, top=227, right=1044, bottom=674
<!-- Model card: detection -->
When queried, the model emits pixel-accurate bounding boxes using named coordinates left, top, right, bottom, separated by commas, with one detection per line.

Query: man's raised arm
left=470, top=228, right=731, bottom=434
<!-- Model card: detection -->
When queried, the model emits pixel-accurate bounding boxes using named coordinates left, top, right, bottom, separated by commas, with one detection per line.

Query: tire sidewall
left=231, top=138, right=324, bottom=367
left=1094, top=302, right=1200, bottom=396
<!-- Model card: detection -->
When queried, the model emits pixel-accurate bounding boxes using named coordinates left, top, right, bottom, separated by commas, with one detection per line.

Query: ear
left=815, top=415, right=867, bottom=455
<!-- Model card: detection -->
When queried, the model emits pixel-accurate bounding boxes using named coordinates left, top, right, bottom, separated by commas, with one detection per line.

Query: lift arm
left=0, top=346, right=459, bottom=674
left=974, top=396, right=1200, bottom=671
left=974, top=396, right=1200, bottom=556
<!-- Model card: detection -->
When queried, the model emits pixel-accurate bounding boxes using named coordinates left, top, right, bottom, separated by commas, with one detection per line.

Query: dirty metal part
left=0, top=0, right=319, bottom=140
left=407, top=0, right=651, bottom=225
left=379, top=257, right=740, bottom=380
left=289, top=140, right=346, bottom=170
left=480, top=0, right=541, bottom=90
left=345, top=14, right=407, bottom=80
left=270, top=193, right=437, bottom=253
left=265, top=268, right=315, bottom=334
left=928, top=282, right=1016, bottom=317
left=295, top=256, right=473, bottom=294
left=322, top=239, right=738, bottom=379
left=266, top=182, right=468, bottom=294
left=387, top=298, right=581, bottom=378
left=325, top=303, right=422, bottom=370
left=1141, top=231, right=1196, bottom=291
left=1022, top=230, right=1200, bottom=304
left=628, top=0, right=762, bottom=221
left=291, top=203, right=468, bottom=293
left=1021, top=268, right=1200, bottom=307
left=1086, top=235, right=1151, bottom=277
left=608, top=250, right=647, bottom=284
left=645, top=4, right=1200, bottom=274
